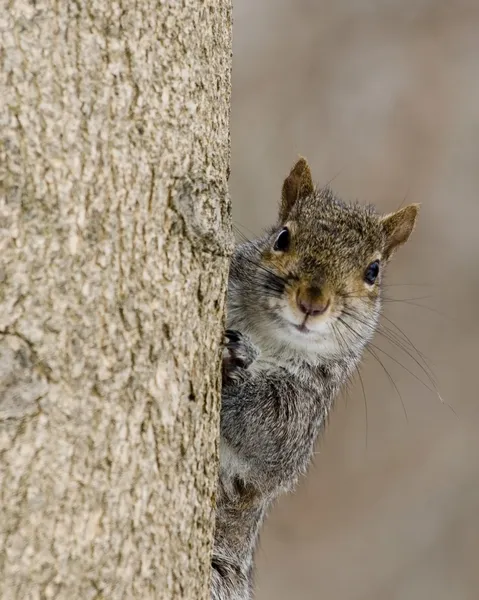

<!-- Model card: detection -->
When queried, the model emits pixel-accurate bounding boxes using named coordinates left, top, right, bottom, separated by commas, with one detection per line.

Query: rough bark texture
left=0, top=1, right=232, bottom=598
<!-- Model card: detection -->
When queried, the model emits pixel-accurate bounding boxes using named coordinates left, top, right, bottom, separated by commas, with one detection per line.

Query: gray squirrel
left=211, top=158, right=418, bottom=600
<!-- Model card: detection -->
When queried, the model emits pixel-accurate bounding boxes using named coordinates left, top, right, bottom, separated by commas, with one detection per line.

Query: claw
left=225, top=329, right=241, bottom=343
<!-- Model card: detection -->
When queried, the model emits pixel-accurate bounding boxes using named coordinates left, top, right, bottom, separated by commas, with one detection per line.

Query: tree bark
left=0, top=1, right=232, bottom=598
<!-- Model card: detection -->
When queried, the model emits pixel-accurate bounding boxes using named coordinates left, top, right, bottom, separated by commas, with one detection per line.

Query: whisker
left=395, top=184, right=411, bottom=211
left=380, top=313, right=436, bottom=377
left=344, top=310, right=457, bottom=416
left=232, top=221, right=259, bottom=240
left=343, top=308, right=437, bottom=387
left=322, top=167, right=345, bottom=189
left=371, top=343, right=438, bottom=397
left=230, top=233, right=291, bottom=288
left=382, top=295, right=433, bottom=303
left=340, top=311, right=431, bottom=405
left=382, top=283, right=435, bottom=288
left=232, top=225, right=251, bottom=246
left=340, top=292, right=432, bottom=303
left=332, top=321, right=370, bottom=444
left=384, top=299, right=456, bottom=322
left=368, top=345, right=409, bottom=424
left=356, top=365, right=369, bottom=449
left=342, top=307, right=431, bottom=370
left=338, top=316, right=408, bottom=423
left=240, top=255, right=290, bottom=286
left=371, top=342, right=457, bottom=416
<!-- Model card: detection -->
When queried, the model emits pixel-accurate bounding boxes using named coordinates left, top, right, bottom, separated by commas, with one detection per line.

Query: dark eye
left=364, top=260, right=380, bottom=284
left=274, top=227, right=290, bottom=252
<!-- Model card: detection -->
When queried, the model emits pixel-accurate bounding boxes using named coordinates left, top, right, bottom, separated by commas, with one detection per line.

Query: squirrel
left=211, top=158, right=418, bottom=600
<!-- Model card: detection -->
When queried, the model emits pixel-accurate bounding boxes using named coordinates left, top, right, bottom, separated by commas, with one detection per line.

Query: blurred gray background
left=230, top=1, right=479, bottom=599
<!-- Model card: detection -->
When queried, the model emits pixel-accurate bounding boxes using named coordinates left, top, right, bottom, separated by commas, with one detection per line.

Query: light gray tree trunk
left=0, top=1, right=232, bottom=598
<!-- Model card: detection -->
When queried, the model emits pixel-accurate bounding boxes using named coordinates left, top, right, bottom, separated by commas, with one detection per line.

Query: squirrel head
left=232, top=158, right=419, bottom=360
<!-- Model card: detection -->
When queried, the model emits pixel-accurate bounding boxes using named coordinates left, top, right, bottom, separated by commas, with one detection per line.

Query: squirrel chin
left=264, top=317, right=342, bottom=361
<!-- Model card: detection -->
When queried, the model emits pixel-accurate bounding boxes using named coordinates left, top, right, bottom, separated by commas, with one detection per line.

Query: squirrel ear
left=380, top=204, right=419, bottom=259
left=280, top=157, right=314, bottom=221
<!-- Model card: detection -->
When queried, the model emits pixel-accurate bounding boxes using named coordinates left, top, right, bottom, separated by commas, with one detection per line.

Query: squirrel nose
left=297, top=291, right=330, bottom=317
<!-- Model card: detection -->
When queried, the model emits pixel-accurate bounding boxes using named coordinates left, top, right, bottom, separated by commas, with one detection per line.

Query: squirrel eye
left=364, top=260, right=380, bottom=284
left=274, top=227, right=290, bottom=252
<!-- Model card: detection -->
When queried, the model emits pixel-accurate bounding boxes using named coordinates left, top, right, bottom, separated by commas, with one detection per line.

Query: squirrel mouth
left=294, top=319, right=311, bottom=334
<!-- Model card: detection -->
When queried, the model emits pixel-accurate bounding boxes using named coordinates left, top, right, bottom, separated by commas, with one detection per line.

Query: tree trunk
left=0, top=1, right=232, bottom=598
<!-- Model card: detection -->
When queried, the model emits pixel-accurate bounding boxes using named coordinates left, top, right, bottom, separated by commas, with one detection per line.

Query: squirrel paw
left=222, top=329, right=259, bottom=382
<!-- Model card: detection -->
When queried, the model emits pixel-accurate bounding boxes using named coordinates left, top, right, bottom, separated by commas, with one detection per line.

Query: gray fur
left=211, top=169, right=417, bottom=599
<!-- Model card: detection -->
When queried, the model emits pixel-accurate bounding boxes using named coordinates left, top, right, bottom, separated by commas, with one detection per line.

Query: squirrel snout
left=296, top=288, right=330, bottom=317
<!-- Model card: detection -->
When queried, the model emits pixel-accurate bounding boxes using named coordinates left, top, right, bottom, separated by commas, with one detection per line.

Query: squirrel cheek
left=285, top=287, right=302, bottom=316
left=266, top=294, right=284, bottom=311
left=361, top=283, right=381, bottom=300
